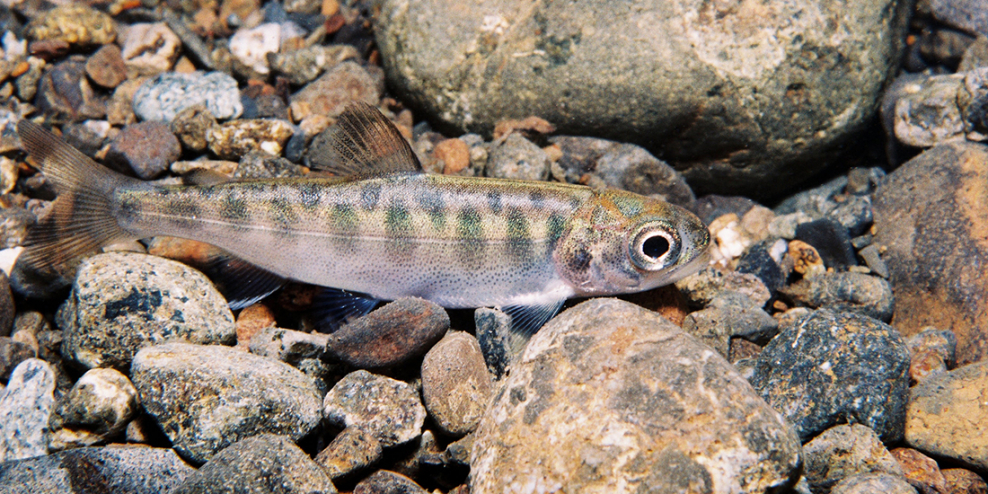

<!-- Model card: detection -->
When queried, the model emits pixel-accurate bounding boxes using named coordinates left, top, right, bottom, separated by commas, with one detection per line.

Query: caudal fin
left=16, top=120, right=140, bottom=276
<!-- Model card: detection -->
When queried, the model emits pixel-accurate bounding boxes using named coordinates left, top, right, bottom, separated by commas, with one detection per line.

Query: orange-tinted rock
left=434, top=138, right=470, bottom=174
left=942, top=469, right=988, bottom=494
left=873, top=142, right=988, bottom=364
left=890, top=447, right=947, bottom=494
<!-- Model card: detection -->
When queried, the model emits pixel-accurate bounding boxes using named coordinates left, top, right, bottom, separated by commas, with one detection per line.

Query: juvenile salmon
left=16, top=103, right=709, bottom=336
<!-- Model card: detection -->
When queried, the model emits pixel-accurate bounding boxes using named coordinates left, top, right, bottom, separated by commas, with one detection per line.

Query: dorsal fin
left=311, top=102, right=421, bottom=176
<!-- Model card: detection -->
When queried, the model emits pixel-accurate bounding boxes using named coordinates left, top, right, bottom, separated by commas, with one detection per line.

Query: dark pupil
left=642, top=235, right=670, bottom=260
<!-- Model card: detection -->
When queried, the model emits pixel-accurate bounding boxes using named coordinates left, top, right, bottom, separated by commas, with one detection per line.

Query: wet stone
left=780, top=271, right=895, bottom=322
left=803, top=424, right=904, bottom=494
left=748, top=309, right=911, bottom=442
left=421, top=331, right=493, bottom=437
left=325, top=298, right=449, bottom=370
left=0, top=359, right=55, bottom=462
left=831, top=473, right=919, bottom=494
left=170, top=104, right=217, bottom=152
left=858, top=244, right=889, bottom=279
left=794, top=219, right=858, bottom=269
left=290, top=61, right=382, bottom=122
left=943, top=469, right=988, bottom=494
left=241, top=92, right=291, bottom=120
left=62, top=121, right=108, bottom=158
left=248, top=326, right=329, bottom=366
left=49, top=367, right=138, bottom=439
left=206, top=118, right=294, bottom=160
left=694, top=195, right=758, bottom=225
left=105, top=121, right=182, bottom=179
left=120, top=23, right=181, bottom=78
left=315, top=426, right=384, bottom=480
left=433, top=137, right=471, bottom=174
left=107, top=77, right=146, bottom=126
left=171, top=433, right=338, bottom=494
left=682, top=294, right=779, bottom=358
left=872, top=141, right=988, bottom=364
left=471, top=298, right=801, bottom=493
left=905, top=359, right=988, bottom=472
left=890, top=447, right=948, bottom=494
left=25, top=4, right=116, bottom=47
left=15, top=56, right=45, bottom=102
left=85, top=44, right=127, bottom=89
left=35, top=58, right=106, bottom=123
left=132, top=342, right=323, bottom=464
left=675, top=267, right=772, bottom=309
left=133, top=71, right=243, bottom=122
left=323, top=370, right=427, bottom=448
left=353, top=470, right=427, bottom=494
left=55, top=253, right=236, bottom=370
left=0, top=445, right=194, bottom=494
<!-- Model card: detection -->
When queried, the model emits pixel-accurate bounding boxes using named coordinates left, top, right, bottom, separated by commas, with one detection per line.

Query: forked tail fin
left=16, top=120, right=141, bottom=278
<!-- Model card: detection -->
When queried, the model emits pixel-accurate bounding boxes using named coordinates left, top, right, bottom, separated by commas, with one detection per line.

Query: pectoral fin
left=310, top=287, right=381, bottom=332
left=501, top=299, right=565, bottom=353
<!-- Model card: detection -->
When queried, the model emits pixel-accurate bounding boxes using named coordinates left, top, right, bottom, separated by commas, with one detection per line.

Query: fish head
left=555, top=189, right=710, bottom=296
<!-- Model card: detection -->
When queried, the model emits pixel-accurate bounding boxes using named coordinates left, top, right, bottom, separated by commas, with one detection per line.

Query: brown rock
left=0, top=270, right=14, bottom=337
left=120, top=23, right=181, bottom=78
left=831, top=473, right=919, bottom=494
left=942, top=469, right=988, bottom=494
left=289, top=61, right=382, bottom=122
left=170, top=104, right=217, bottom=152
left=353, top=470, right=426, bottom=494
left=911, top=349, right=948, bottom=384
left=0, top=337, right=36, bottom=382
left=26, top=4, right=116, bottom=47
left=326, top=298, right=448, bottom=369
left=105, top=121, right=181, bottom=179
left=873, top=142, right=988, bottom=364
left=492, top=115, right=556, bottom=140
left=420, top=331, right=493, bottom=436
left=905, top=359, right=988, bottom=472
left=86, top=45, right=127, bottom=89
left=434, top=138, right=470, bottom=174
left=35, top=58, right=106, bottom=123
left=206, top=119, right=294, bottom=160
left=618, top=283, right=690, bottom=326
left=315, top=427, right=383, bottom=480
left=107, top=77, right=148, bottom=126
left=235, top=303, right=276, bottom=348
left=891, top=448, right=948, bottom=494
left=789, top=239, right=826, bottom=276
left=803, top=424, right=903, bottom=494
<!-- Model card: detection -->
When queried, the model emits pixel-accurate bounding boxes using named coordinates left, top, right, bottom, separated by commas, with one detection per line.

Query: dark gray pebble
left=105, top=121, right=181, bottom=179
left=748, top=309, right=910, bottom=442
left=795, top=219, right=858, bottom=269
left=353, top=470, right=427, bottom=494
left=0, top=445, right=194, bottom=494
left=35, top=58, right=105, bottom=123
left=323, top=370, right=426, bottom=448
left=326, top=298, right=448, bottom=370
left=171, top=434, right=338, bottom=494
left=61, top=122, right=107, bottom=158
left=736, top=240, right=788, bottom=293
left=779, top=271, right=895, bottom=322
left=693, top=195, right=758, bottom=225
left=0, top=270, right=14, bottom=336
left=0, top=338, right=34, bottom=383
left=473, top=307, right=512, bottom=380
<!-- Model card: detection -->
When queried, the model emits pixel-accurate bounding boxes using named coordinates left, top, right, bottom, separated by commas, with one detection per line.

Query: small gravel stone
left=803, top=424, right=903, bottom=494
left=25, top=4, right=116, bottom=47
left=905, top=359, right=988, bottom=471
left=960, top=36, right=988, bottom=72
left=907, top=328, right=957, bottom=367
left=133, top=71, right=243, bottom=122
left=794, top=219, right=858, bottom=269
left=290, top=61, right=382, bottom=122
left=675, top=267, right=772, bottom=309
left=105, top=121, right=182, bottom=179
left=132, top=342, right=323, bottom=463
left=56, top=253, right=236, bottom=370
left=269, top=44, right=360, bottom=85
left=858, top=243, right=889, bottom=279
left=943, top=468, right=988, bottom=494
left=229, top=23, right=281, bottom=76
left=85, top=44, right=127, bottom=88
left=234, top=151, right=307, bottom=178
left=485, top=133, right=550, bottom=181
left=353, top=470, right=427, bottom=494
left=473, top=307, right=512, bottom=379
left=434, top=138, right=471, bottom=174
left=35, top=58, right=106, bottom=123
left=325, top=298, right=448, bottom=370
left=891, top=447, right=948, bottom=494
left=248, top=326, right=329, bottom=365
left=206, top=118, right=294, bottom=159
left=421, top=331, right=493, bottom=436
left=15, top=56, right=45, bottom=102
left=736, top=239, right=788, bottom=293
left=107, top=77, right=146, bottom=126
left=749, top=309, right=911, bottom=442
left=831, top=473, right=919, bottom=494
left=120, top=23, right=181, bottom=78
left=894, top=73, right=967, bottom=147
left=0, top=359, right=55, bottom=462
left=780, top=271, right=895, bottom=321
left=0, top=445, right=194, bottom=494
left=471, top=298, right=801, bottom=493
left=49, top=367, right=138, bottom=438
left=0, top=337, right=33, bottom=383
left=170, top=104, right=217, bottom=152
left=682, top=294, right=779, bottom=357
left=323, top=370, right=427, bottom=447
left=171, top=433, right=338, bottom=494
left=768, top=211, right=815, bottom=239
left=315, top=427, right=383, bottom=480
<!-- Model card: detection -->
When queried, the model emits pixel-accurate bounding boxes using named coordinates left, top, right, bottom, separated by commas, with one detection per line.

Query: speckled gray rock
left=269, top=44, right=360, bottom=85
left=421, top=331, right=493, bottom=436
left=171, top=434, right=338, bottom=494
left=0, top=337, right=35, bottom=383
left=906, top=328, right=957, bottom=366
left=323, top=370, right=427, bottom=448
left=290, top=61, right=383, bottom=122
left=55, top=253, right=236, bottom=370
left=748, top=309, right=911, bottom=442
left=471, top=298, right=801, bottom=493
left=316, top=427, right=383, bottom=480
left=676, top=267, right=772, bottom=309
left=133, top=71, right=242, bottom=122
left=779, top=271, right=895, bottom=321
left=486, top=133, right=549, bottom=181
left=932, top=0, right=988, bottom=38
left=682, top=292, right=779, bottom=357
left=905, top=359, right=988, bottom=471
left=830, top=472, right=918, bottom=494
left=550, top=136, right=696, bottom=207
left=131, top=342, right=323, bottom=463
left=474, top=307, right=512, bottom=379
left=0, top=359, right=55, bottom=462
left=375, top=0, right=911, bottom=198
left=893, top=73, right=967, bottom=147
left=803, top=424, right=904, bottom=493
left=0, top=445, right=194, bottom=494
left=49, top=367, right=138, bottom=438
left=354, top=470, right=427, bottom=494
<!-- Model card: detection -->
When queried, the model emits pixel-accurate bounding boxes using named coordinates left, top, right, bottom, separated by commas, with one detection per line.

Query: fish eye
left=629, top=222, right=681, bottom=270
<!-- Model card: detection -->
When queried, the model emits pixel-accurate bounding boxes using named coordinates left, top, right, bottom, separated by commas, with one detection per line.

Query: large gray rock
left=375, top=0, right=911, bottom=197
left=0, top=359, right=55, bottom=462
left=0, top=445, right=194, bottom=494
left=131, top=343, right=323, bottom=463
left=56, top=253, right=236, bottom=370
left=470, top=298, right=801, bottom=493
